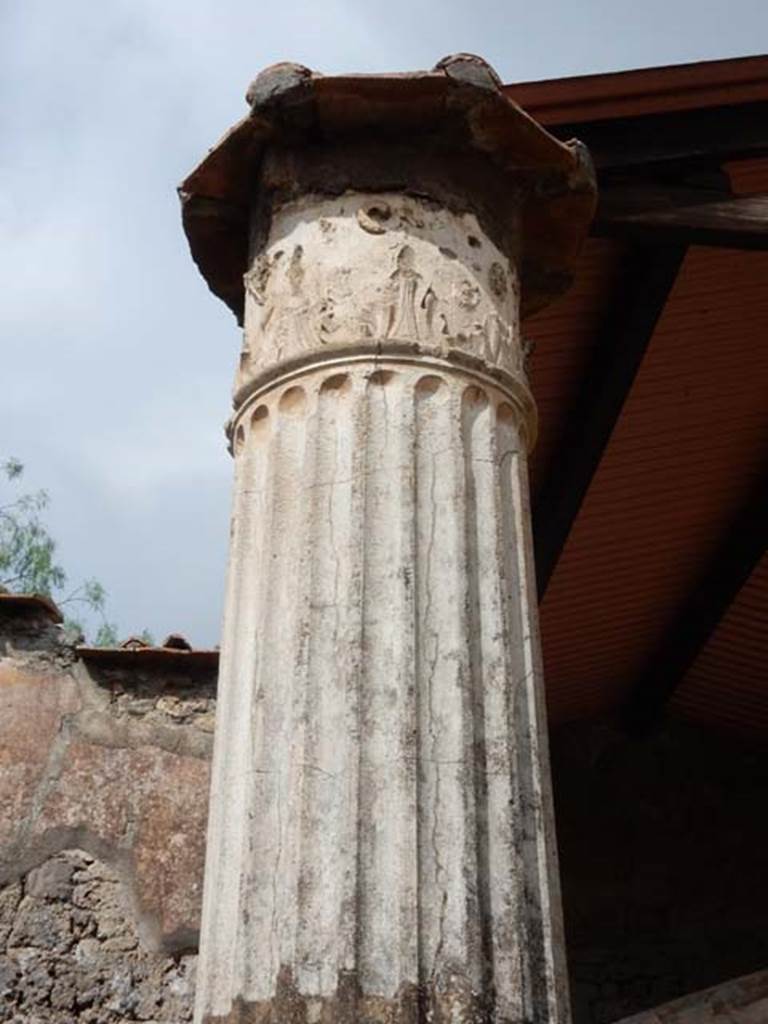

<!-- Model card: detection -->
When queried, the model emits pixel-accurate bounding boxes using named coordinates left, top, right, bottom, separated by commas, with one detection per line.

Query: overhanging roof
left=505, top=54, right=768, bottom=122
left=510, top=54, right=768, bottom=737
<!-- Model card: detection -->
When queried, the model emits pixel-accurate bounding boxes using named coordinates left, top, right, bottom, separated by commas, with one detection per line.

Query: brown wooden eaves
left=179, top=61, right=597, bottom=323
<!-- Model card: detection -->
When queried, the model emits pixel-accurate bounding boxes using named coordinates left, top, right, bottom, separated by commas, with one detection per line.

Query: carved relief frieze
left=238, top=193, right=524, bottom=391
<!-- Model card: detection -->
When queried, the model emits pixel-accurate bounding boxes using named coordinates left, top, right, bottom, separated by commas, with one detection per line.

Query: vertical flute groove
left=461, top=387, right=495, bottom=1008
left=234, top=387, right=311, bottom=1000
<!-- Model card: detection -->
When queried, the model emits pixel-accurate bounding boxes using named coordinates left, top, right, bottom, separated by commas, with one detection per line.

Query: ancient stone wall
left=2, top=599, right=767, bottom=1023
left=0, top=601, right=212, bottom=1023
left=0, top=850, right=196, bottom=1022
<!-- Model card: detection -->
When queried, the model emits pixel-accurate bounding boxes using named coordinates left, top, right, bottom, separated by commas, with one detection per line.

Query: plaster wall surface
left=0, top=607, right=212, bottom=1022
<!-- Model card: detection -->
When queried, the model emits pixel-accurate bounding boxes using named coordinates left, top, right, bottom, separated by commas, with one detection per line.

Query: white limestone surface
left=195, top=193, right=568, bottom=1024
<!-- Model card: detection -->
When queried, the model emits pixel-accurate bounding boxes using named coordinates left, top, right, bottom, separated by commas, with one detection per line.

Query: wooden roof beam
left=595, top=185, right=768, bottom=250
left=549, top=101, right=768, bottom=171
left=532, top=243, right=686, bottom=599
left=622, top=465, right=768, bottom=735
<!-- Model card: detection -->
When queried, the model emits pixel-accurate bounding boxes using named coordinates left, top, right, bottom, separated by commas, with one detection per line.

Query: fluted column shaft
left=195, top=191, right=569, bottom=1024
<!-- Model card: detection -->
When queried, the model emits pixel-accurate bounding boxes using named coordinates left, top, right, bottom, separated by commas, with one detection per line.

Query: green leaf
left=94, top=622, right=119, bottom=647
left=83, top=579, right=106, bottom=611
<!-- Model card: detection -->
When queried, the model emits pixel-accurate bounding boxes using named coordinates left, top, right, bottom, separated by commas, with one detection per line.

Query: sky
left=2, top=0, right=766, bottom=646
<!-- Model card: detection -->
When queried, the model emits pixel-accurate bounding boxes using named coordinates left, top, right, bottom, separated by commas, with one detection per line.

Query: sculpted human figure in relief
left=237, top=192, right=525, bottom=391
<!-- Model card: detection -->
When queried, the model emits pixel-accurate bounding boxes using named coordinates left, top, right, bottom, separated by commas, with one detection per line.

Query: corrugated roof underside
left=672, top=552, right=768, bottom=736
left=526, top=237, right=627, bottom=494
left=533, top=243, right=768, bottom=727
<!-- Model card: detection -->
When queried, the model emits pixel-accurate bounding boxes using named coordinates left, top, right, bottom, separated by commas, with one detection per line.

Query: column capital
left=179, top=55, right=596, bottom=328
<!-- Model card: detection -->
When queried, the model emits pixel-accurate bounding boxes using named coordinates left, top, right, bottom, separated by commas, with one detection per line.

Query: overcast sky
left=2, top=1, right=766, bottom=646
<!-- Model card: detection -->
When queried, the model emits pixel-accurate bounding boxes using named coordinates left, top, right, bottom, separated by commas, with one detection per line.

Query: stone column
left=179, top=56, right=595, bottom=1024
